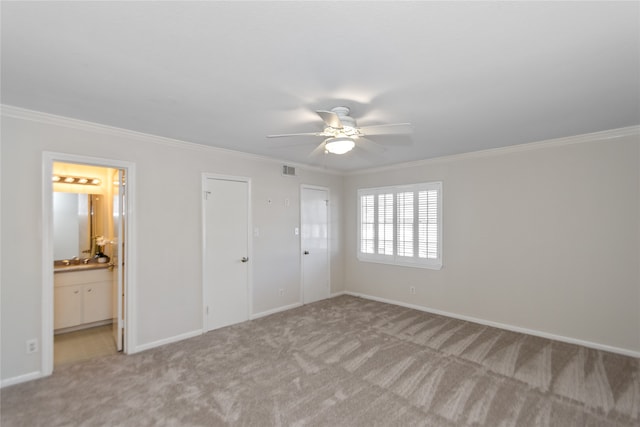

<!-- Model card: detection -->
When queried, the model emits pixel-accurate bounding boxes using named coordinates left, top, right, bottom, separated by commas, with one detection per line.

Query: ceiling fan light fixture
left=268, top=105, right=412, bottom=159
left=324, top=137, right=355, bottom=155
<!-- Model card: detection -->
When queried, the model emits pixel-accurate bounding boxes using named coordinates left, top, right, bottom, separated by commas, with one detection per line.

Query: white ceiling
left=2, top=1, right=638, bottom=172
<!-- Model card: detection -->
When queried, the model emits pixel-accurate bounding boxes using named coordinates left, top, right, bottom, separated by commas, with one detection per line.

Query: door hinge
left=204, top=191, right=211, bottom=200
left=205, top=306, right=209, bottom=315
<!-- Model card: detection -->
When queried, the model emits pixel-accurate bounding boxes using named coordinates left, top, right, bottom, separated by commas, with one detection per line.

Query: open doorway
left=42, top=153, right=135, bottom=376
left=51, top=163, right=123, bottom=367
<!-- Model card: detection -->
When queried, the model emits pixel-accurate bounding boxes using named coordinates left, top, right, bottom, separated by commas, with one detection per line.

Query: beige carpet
left=1, top=295, right=638, bottom=426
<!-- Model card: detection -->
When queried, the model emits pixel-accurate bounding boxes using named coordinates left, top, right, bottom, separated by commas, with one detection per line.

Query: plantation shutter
left=377, top=193, right=394, bottom=255
left=396, top=191, right=414, bottom=257
left=360, top=194, right=375, bottom=254
left=357, top=182, right=442, bottom=269
left=418, top=190, right=439, bottom=259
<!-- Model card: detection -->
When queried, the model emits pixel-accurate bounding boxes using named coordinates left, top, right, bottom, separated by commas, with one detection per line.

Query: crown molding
left=3, top=104, right=636, bottom=178
left=346, top=125, right=640, bottom=176
left=0, top=104, right=344, bottom=176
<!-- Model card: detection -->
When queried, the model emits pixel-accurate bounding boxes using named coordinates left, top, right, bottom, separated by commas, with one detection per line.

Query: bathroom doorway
left=42, top=153, right=135, bottom=375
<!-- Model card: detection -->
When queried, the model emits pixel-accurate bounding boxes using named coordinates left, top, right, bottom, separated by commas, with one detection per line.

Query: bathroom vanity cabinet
left=54, top=267, right=112, bottom=331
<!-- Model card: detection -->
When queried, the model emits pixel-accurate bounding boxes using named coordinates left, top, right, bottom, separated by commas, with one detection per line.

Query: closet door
left=301, top=186, right=330, bottom=304
left=203, top=176, right=250, bottom=331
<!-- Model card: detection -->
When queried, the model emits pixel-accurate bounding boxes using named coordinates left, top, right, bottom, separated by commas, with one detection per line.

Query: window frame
left=357, top=181, right=442, bottom=270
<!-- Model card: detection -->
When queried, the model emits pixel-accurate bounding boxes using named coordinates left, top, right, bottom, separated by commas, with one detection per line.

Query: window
left=357, top=182, right=442, bottom=269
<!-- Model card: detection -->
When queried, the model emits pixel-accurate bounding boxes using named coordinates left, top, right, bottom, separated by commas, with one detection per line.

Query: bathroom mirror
left=53, top=193, right=104, bottom=260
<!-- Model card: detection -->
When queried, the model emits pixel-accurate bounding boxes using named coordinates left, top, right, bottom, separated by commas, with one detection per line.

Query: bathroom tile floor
left=54, top=324, right=117, bottom=368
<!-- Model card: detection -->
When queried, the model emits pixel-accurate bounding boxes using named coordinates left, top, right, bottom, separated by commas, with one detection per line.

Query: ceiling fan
left=267, top=106, right=413, bottom=155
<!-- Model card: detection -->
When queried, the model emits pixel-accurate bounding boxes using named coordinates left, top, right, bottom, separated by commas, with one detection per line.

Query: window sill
left=357, top=254, right=442, bottom=270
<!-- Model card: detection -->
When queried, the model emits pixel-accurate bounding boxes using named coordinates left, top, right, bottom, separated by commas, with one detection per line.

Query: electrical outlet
left=409, top=286, right=416, bottom=294
left=26, top=339, right=38, bottom=354
left=279, top=288, right=284, bottom=296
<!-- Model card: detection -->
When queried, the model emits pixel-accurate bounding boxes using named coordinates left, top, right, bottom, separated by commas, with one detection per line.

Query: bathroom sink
left=54, top=262, right=110, bottom=272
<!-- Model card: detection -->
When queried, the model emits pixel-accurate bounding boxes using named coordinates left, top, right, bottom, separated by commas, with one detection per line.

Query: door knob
left=241, top=257, right=249, bottom=263
left=304, top=251, right=309, bottom=255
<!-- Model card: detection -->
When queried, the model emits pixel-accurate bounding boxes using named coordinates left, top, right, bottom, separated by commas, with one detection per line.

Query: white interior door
left=111, top=169, right=125, bottom=352
left=204, top=177, right=250, bottom=331
left=301, top=186, right=330, bottom=304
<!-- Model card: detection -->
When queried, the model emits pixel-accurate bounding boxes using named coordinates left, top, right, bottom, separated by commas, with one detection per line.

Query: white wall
left=2, top=104, right=637, bottom=385
left=344, top=132, right=640, bottom=354
left=0, top=107, right=344, bottom=382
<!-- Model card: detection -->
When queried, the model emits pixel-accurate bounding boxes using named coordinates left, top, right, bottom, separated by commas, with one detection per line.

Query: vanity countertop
left=54, top=262, right=110, bottom=273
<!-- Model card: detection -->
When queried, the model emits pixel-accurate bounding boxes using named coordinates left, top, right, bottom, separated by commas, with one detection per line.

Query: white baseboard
left=345, top=291, right=640, bottom=358
left=133, top=329, right=203, bottom=353
left=251, top=302, right=303, bottom=320
left=1, top=371, right=42, bottom=388
left=331, top=291, right=347, bottom=298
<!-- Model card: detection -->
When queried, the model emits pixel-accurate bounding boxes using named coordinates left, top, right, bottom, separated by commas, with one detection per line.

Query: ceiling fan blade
left=308, top=141, right=327, bottom=158
left=358, top=137, right=386, bottom=154
left=363, top=133, right=413, bottom=146
left=354, top=143, right=381, bottom=163
left=266, top=132, right=324, bottom=138
left=316, top=110, right=343, bottom=129
left=360, top=123, right=413, bottom=136
left=269, top=139, right=324, bottom=149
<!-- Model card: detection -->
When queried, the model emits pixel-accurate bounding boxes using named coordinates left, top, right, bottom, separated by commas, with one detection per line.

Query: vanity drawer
left=54, top=268, right=111, bottom=287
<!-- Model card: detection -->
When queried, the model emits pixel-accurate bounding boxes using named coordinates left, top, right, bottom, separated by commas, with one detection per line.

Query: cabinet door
left=54, top=286, right=83, bottom=329
left=83, top=281, right=113, bottom=323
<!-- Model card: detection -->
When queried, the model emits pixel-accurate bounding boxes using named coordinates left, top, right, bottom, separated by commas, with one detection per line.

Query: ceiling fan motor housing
left=331, top=106, right=351, bottom=116
left=330, top=106, right=357, bottom=130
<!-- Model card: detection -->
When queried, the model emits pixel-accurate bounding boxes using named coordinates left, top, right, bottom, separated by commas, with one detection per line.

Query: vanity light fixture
left=52, top=175, right=101, bottom=186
